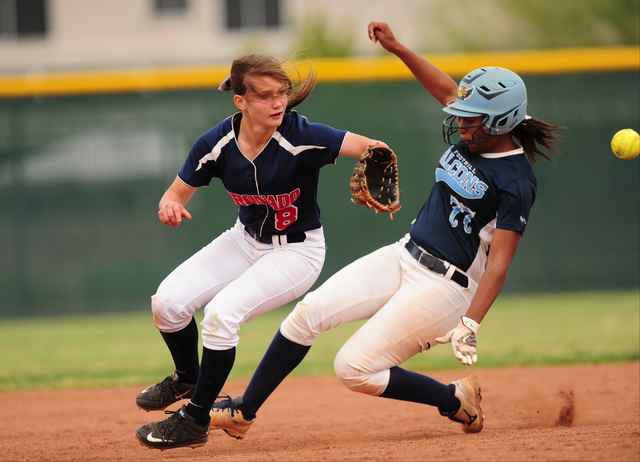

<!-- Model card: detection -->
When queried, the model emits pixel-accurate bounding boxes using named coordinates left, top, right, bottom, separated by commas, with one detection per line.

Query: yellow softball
left=611, top=129, right=640, bottom=160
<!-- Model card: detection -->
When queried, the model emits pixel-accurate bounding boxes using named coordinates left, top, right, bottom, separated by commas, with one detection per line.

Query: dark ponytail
left=512, top=117, right=565, bottom=165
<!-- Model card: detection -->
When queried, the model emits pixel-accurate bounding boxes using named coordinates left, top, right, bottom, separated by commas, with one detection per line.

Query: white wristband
left=461, top=316, right=479, bottom=334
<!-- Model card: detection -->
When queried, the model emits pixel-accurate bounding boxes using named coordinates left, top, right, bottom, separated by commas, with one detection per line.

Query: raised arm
left=368, top=21, right=458, bottom=107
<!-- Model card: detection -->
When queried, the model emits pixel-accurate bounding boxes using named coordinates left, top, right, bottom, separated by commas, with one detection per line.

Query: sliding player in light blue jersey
left=208, top=21, right=563, bottom=440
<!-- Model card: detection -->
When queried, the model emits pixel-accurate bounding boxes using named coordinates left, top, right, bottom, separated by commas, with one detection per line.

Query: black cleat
left=136, top=371, right=195, bottom=411
left=135, top=405, right=209, bottom=450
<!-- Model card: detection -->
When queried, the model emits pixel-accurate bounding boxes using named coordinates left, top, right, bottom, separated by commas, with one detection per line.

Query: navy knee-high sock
left=186, top=346, right=236, bottom=426
left=160, top=316, right=200, bottom=383
left=379, top=366, right=460, bottom=413
left=240, top=330, right=310, bottom=420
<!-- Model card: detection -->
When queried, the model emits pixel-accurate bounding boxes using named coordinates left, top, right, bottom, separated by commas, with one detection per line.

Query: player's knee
left=280, top=295, right=322, bottom=346
left=333, top=351, right=384, bottom=396
left=150, top=294, right=167, bottom=329
left=200, top=323, right=239, bottom=350
left=198, top=307, right=241, bottom=350
left=151, top=293, right=189, bottom=333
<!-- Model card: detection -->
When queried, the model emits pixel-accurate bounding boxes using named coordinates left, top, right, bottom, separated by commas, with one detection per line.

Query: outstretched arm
left=466, top=228, right=522, bottom=322
left=435, top=228, right=522, bottom=365
left=339, top=132, right=388, bottom=158
left=368, top=21, right=458, bottom=107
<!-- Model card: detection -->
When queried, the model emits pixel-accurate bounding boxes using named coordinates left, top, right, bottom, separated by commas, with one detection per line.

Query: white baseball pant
left=281, top=234, right=477, bottom=396
left=151, top=219, right=326, bottom=350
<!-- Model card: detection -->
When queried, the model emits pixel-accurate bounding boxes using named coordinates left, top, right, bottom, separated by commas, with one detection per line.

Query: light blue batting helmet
left=442, top=67, right=527, bottom=142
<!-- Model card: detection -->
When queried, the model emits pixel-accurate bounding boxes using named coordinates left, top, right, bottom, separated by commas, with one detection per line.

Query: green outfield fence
left=0, top=48, right=639, bottom=318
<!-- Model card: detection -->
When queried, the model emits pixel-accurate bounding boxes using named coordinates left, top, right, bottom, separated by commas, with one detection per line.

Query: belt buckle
left=420, top=252, right=436, bottom=271
left=408, top=240, right=436, bottom=271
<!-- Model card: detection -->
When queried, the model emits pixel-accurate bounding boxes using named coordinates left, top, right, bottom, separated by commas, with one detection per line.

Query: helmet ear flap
left=485, top=100, right=527, bottom=135
left=497, top=116, right=510, bottom=129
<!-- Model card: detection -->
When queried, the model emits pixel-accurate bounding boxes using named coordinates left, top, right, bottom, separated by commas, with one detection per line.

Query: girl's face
left=456, top=116, right=511, bottom=153
left=456, top=116, right=487, bottom=144
left=235, top=75, right=288, bottom=129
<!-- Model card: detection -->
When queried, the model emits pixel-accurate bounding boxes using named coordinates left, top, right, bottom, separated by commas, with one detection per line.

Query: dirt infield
left=2, top=361, right=638, bottom=462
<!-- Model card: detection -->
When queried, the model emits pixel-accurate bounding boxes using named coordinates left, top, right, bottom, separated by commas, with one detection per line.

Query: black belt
left=405, top=240, right=468, bottom=288
left=245, top=226, right=306, bottom=244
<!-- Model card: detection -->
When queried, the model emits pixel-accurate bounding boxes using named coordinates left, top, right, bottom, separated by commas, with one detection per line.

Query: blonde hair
left=219, top=53, right=317, bottom=113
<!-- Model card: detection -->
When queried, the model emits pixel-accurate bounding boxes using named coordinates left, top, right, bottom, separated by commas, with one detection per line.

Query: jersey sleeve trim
left=272, top=131, right=329, bottom=156
left=195, top=129, right=235, bottom=172
left=334, top=132, right=349, bottom=164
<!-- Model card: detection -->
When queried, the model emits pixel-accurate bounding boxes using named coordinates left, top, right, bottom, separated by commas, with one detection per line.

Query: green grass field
left=0, top=290, right=637, bottom=393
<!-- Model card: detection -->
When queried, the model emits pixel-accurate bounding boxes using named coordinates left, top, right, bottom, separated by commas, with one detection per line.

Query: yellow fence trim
left=310, top=45, right=640, bottom=82
left=0, top=63, right=232, bottom=98
left=1, top=46, right=638, bottom=98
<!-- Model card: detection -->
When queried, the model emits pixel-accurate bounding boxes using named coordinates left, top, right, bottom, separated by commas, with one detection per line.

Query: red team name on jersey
left=227, top=189, right=301, bottom=210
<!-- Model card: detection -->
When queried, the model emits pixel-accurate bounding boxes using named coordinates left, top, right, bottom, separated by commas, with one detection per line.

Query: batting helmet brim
left=442, top=102, right=484, bottom=118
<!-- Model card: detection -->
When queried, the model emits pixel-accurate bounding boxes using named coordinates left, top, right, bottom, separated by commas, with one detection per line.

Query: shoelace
left=156, top=409, right=184, bottom=440
left=212, top=393, right=239, bottom=417
left=152, top=376, right=180, bottom=403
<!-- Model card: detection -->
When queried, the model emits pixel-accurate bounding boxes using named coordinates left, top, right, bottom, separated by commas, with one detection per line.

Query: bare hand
left=367, top=22, right=399, bottom=52
left=158, top=202, right=192, bottom=227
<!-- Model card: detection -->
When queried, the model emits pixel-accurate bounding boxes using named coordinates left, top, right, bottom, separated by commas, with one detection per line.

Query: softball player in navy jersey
left=207, top=22, right=563, bottom=439
left=134, top=53, right=389, bottom=450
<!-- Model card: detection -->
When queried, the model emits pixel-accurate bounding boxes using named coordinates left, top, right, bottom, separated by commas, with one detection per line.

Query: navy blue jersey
left=178, top=111, right=347, bottom=235
left=409, top=143, right=536, bottom=281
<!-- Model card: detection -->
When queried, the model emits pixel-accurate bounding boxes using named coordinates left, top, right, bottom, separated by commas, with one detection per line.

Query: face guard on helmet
left=442, top=67, right=528, bottom=145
